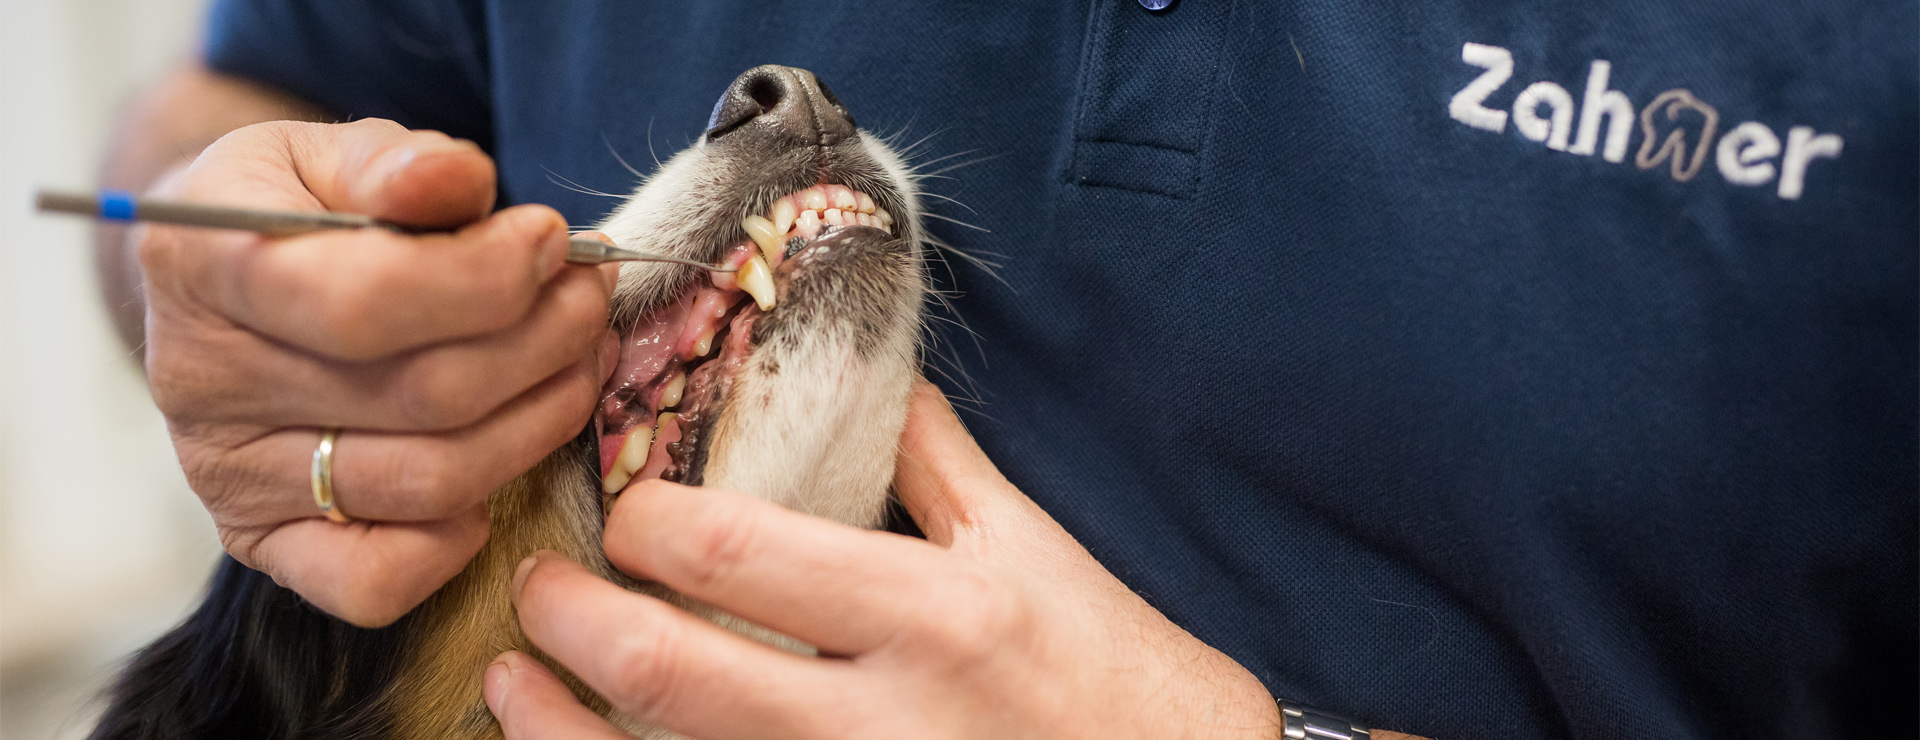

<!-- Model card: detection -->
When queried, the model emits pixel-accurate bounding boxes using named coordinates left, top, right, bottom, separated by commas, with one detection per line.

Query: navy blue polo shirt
left=203, top=2, right=1917, bottom=737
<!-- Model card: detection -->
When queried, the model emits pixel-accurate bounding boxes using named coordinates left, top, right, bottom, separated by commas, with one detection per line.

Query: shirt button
left=1138, top=0, right=1175, bottom=9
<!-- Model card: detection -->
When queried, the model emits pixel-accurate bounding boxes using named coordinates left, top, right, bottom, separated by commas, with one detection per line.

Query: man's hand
left=485, top=380, right=1285, bottom=739
left=139, top=117, right=617, bottom=626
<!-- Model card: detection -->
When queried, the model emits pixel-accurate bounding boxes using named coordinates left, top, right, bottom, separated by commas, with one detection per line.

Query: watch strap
left=1278, top=700, right=1371, bottom=740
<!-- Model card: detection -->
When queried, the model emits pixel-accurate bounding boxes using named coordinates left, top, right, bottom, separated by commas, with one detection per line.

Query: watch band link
left=1278, top=700, right=1372, bottom=740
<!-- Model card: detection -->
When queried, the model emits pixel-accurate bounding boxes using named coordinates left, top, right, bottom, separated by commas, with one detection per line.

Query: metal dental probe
left=34, top=189, right=737, bottom=271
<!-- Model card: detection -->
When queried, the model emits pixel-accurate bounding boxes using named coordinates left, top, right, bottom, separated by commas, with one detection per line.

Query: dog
left=90, top=65, right=930, bottom=740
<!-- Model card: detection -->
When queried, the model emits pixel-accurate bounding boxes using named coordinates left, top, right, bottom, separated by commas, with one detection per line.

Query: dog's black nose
left=705, top=65, right=856, bottom=145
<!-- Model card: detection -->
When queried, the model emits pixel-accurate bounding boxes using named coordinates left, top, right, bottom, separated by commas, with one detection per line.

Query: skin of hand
left=136, top=116, right=620, bottom=627
left=484, top=379, right=1312, bottom=740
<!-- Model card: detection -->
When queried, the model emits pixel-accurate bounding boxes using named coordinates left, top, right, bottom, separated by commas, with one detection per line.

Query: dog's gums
left=596, top=184, right=897, bottom=494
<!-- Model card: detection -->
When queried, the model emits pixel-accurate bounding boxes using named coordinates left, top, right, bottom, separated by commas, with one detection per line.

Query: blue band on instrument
left=98, top=189, right=137, bottom=221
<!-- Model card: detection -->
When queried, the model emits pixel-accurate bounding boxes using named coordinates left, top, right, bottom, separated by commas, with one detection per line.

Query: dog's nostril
left=814, top=79, right=855, bottom=129
left=705, top=65, right=857, bottom=143
left=706, top=67, right=791, bottom=140
left=746, top=75, right=782, bottom=114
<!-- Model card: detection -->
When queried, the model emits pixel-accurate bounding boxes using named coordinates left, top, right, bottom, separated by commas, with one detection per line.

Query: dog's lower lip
left=595, top=282, right=750, bottom=490
left=595, top=178, right=901, bottom=494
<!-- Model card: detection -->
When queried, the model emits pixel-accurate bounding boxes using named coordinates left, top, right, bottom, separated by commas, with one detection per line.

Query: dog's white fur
left=595, top=131, right=927, bottom=529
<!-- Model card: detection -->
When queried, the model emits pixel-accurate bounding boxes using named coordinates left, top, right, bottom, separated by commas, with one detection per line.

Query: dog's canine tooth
left=743, top=215, right=782, bottom=260
left=738, top=255, right=777, bottom=310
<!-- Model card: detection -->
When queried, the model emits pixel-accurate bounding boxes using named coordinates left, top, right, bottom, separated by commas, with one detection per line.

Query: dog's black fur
left=89, top=557, right=406, bottom=740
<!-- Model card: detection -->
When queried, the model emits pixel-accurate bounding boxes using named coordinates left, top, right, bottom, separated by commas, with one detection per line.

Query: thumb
left=893, top=378, right=1031, bottom=549
left=485, top=651, right=630, bottom=740
left=297, top=118, right=497, bottom=229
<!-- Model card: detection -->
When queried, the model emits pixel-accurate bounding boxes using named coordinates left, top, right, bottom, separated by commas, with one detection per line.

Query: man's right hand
left=137, top=118, right=617, bottom=627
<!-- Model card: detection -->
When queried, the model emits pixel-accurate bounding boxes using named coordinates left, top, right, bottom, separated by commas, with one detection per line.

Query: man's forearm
left=96, top=60, right=327, bottom=351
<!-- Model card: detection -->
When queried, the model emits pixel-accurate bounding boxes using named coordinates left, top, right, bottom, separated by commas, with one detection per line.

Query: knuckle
left=345, top=117, right=407, bottom=134
left=392, top=361, right=491, bottom=429
left=143, top=346, right=200, bottom=417
left=604, top=621, right=690, bottom=720
left=310, top=276, right=404, bottom=358
left=911, top=567, right=1031, bottom=664
left=231, top=119, right=310, bottom=146
left=380, top=447, right=477, bottom=518
left=678, top=501, right=761, bottom=591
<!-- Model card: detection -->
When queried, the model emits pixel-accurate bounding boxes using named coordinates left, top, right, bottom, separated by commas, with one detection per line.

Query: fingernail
left=511, top=553, right=542, bottom=601
left=483, top=656, right=513, bottom=713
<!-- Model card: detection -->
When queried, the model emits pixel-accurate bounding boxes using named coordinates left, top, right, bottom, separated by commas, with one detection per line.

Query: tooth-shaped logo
left=1635, top=89, right=1720, bottom=182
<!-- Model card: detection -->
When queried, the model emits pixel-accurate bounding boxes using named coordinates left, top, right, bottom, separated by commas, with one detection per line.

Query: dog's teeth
left=795, top=210, right=822, bottom=239
left=602, top=425, right=656, bottom=494
left=660, top=372, right=686, bottom=409
left=602, top=468, right=630, bottom=495
left=826, top=185, right=858, bottom=211
left=738, top=255, right=777, bottom=311
left=693, top=328, right=716, bottom=358
left=800, top=187, right=828, bottom=211
left=855, top=191, right=875, bottom=214
left=824, top=208, right=846, bottom=226
left=743, top=215, right=782, bottom=261
left=770, top=197, right=798, bottom=236
left=874, top=207, right=894, bottom=231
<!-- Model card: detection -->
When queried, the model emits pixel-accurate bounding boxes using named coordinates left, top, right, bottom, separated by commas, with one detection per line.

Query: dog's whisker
left=543, top=167, right=626, bottom=198
left=918, top=191, right=981, bottom=216
left=602, top=132, right=646, bottom=181
left=922, top=212, right=990, bottom=233
left=919, top=153, right=1003, bottom=178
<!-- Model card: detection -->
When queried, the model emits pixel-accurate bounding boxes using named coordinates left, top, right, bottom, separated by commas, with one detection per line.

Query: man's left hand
left=485, top=381, right=1283, bottom=739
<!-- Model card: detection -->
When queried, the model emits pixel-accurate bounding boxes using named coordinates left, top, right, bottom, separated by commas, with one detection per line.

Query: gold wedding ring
left=311, top=428, right=350, bottom=523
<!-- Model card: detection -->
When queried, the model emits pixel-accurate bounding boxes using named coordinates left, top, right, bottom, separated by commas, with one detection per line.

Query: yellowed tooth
left=829, top=185, right=858, bottom=211
left=855, top=191, right=875, bottom=214
left=824, top=208, right=846, bottom=226
left=737, top=255, right=777, bottom=311
left=770, top=198, right=798, bottom=235
left=800, top=187, right=828, bottom=211
left=742, top=215, right=781, bottom=257
left=660, top=372, right=686, bottom=409
left=602, top=425, right=655, bottom=494
left=692, top=328, right=716, bottom=357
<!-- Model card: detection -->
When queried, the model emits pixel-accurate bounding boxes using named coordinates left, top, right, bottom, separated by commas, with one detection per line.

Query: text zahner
left=1449, top=42, right=1843, bottom=201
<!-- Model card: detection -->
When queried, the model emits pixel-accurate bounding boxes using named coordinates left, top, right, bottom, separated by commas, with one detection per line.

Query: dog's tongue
left=596, top=284, right=739, bottom=479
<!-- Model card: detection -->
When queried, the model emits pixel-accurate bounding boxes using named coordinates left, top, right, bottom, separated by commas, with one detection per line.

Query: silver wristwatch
left=1278, top=700, right=1371, bottom=740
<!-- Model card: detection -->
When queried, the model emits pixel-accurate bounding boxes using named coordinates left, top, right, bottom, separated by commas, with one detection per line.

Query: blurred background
left=0, top=0, right=222, bottom=738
